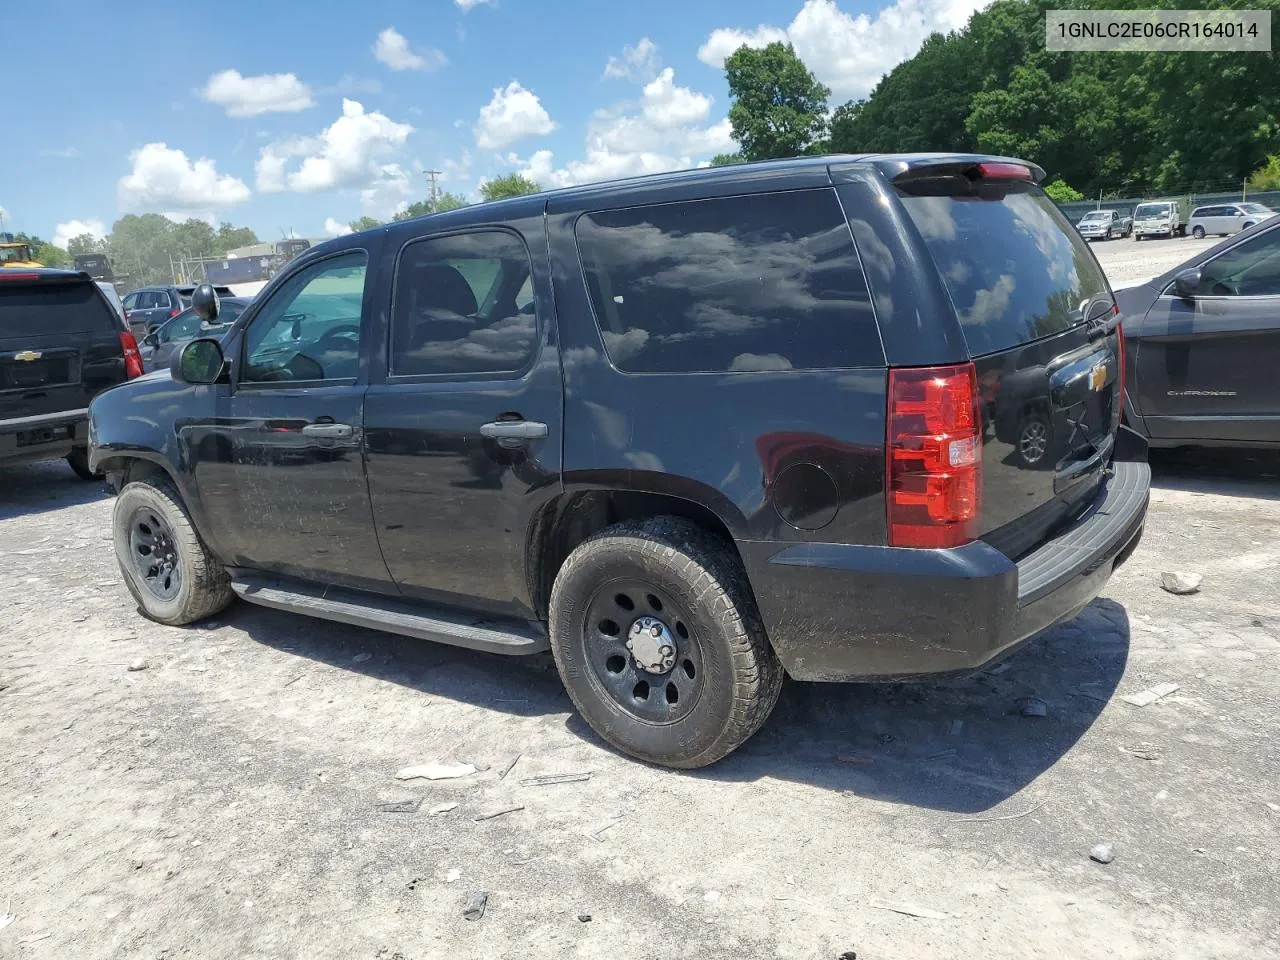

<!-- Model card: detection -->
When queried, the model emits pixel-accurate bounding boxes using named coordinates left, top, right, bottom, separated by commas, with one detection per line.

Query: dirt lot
left=2, top=446, right=1279, bottom=960
left=1088, top=233, right=1219, bottom=286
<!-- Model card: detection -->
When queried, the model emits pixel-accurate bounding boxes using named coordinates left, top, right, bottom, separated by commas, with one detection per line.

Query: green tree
left=169, top=219, right=218, bottom=258
left=1043, top=179, right=1085, bottom=203
left=724, top=42, right=830, bottom=160
left=479, top=174, right=541, bottom=202
left=214, top=223, right=258, bottom=255
left=34, top=243, right=71, bottom=268
left=1249, top=155, right=1280, bottom=190
left=107, top=214, right=176, bottom=287
left=349, top=216, right=382, bottom=232
left=709, top=153, right=743, bottom=167
left=394, top=192, right=470, bottom=221
left=67, top=234, right=106, bottom=257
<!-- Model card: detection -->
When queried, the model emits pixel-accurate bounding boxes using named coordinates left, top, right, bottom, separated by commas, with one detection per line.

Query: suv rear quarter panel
left=546, top=173, right=892, bottom=549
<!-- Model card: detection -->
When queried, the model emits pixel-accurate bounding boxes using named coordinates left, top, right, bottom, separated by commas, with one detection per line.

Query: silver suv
left=1187, top=202, right=1277, bottom=239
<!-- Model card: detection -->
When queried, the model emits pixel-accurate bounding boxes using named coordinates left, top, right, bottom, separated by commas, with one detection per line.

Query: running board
left=229, top=574, right=548, bottom=656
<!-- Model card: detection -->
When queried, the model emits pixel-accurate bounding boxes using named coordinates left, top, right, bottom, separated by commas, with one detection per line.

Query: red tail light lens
left=169, top=307, right=180, bottom=318
left=119, top=331, right=144, bottom=379
left=975, top=162, right=1033, bottom=181
left=886, top=363, right=982, bottom=548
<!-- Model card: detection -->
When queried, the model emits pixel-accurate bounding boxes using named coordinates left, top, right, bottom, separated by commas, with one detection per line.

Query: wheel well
left=527, top=490, right=741, bottom=621
left=99, top=456, right=175, bottom=495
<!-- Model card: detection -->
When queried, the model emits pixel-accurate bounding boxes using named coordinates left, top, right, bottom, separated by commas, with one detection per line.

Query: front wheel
left=548, top=517, right=783, bottom=768
left=113, top=475, right=233, bottom=625
left=1192, top=225, right=1206, bottom=239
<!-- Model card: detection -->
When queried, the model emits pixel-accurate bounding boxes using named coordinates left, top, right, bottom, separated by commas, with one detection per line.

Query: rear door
left=0, top=275, right=125, bottom=421
left=1134, top=222, right=1280, bottom=442
left=363, top=216, right=563, bottom=620
left=894, top=168, right=1124, bottom=560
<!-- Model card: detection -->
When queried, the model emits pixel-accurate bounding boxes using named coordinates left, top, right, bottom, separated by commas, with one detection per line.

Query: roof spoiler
left=874, top=155, right=1048, bottom=186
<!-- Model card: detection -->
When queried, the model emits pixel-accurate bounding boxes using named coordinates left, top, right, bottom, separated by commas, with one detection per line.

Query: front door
left=364, top=219, right=563, bottom=620
left=192, top=247, right=394, bottom=591
left=1135, top=223, right=1280, bottom=443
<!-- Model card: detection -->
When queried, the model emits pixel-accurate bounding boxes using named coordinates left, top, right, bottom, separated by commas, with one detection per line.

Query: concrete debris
left=127, top=658, right=148, bottom=672
left=474, top=805, right=524, bottom=822
left=1090, top=843, right=1115, bottom=864
left=577, top=914, right=592, bottom=923
left=497, top=754, right=521, bottom=780
left=0, top=914, right=15, bottom=931
left=1160, top=571, right=1202, bottom=595
left=462, top=890, right=488, bottom=921
left=1121, top=682, right=1179, bottom=707
left=352, top=652, right=373, bottom=664
left=519, top=772, right=592, bottom=787
left=1266, top=802, right=1279, bottom=813
left=395, top=762, right=477, bottom=781
left=18, top=933, right=52, bottom=944
left=869, top=900, right=949, bottom=920
left=1122, top=745, right=1161, bottom=761
left=445, top=868, right=461, bottom=884
left=1019, top=697, right=1048, bottom=718
left=430, top=802, right=459, bottom=815
left=376, top=799, right=421, bottom=814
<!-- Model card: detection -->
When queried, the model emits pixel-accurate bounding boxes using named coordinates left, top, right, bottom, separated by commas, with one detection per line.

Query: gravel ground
left=1088, top=234, right=1220, bottom=286
left=2, top=448, right=1279, bottom=959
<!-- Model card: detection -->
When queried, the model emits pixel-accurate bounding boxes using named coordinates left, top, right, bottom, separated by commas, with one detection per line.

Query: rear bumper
left=0, top=408, right=88, bottom=464
left=739, top=456, right=1150, bottom=681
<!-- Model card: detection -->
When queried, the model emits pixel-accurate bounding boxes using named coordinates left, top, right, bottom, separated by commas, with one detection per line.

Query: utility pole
left=424, top=169, right=442, bottom=205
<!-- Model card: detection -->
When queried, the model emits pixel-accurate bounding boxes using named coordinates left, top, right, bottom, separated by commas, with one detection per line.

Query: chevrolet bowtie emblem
left=1089, top=362, right=1107, bottom=391
left=14, top=350, right=42, bottom=362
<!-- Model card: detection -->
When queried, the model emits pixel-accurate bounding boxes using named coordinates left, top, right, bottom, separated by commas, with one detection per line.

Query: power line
left=424, top=169, right=442, bottom=204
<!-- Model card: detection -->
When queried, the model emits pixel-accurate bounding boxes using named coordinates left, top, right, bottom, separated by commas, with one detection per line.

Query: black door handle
left=480, top=420, right=548, bottom=447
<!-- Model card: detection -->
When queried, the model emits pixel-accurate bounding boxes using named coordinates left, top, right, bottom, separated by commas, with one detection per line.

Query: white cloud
left=474, top=81, right=556, bottom=150
left=604, top=38, right=660, bottom=81
left=118, top=143, right=251, bottom=213
left=324, top=217, right=354, bottom=237
left=0, top=206, right=9, bottom=226
left=40, top=147, right=79, bottom=159
left=373, top=27, right=447, bottom=72
left=256, top=99, right=413, bottom=195
left=53, top=218, right=105, bottom=249
left=201, top=69, right=314, bottom=118
left=698, top=0, right=990, bottom=99
left=510, top=67, right=731, bottom=189
left=359, top=164, right=414, bottom=219
left=455, top=0, right=490, bottom=9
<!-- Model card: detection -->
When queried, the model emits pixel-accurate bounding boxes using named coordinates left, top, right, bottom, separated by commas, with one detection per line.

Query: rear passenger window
left=575, top=189, right=881, bottom=374
left=391, top=230, right=537, bottom=377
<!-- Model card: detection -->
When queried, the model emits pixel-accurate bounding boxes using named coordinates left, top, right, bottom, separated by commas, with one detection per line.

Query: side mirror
left=143, top=333, right=158, bottom=347
left=172, top=338, right=226, bottom=385
left=1173, top=267, right=1202, bottom=301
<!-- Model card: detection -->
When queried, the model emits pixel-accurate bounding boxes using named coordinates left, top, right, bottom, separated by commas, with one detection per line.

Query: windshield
left=0, top=245, right=32, bottom=263
left=1134, top=203, right=1172, bottom=219
left=1080, top=212, right=1107, bottom=221
left=1242, top=203, right=1273, bottom=215
left=898, top=181, right=1109, bottom=356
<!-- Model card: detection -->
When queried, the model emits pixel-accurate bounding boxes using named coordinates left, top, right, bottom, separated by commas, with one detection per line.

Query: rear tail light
left=169, top=307, right=180, bottom=318
left=886, top=363, right=982, bottom=548
left=119, top=331, right=144, bottom=379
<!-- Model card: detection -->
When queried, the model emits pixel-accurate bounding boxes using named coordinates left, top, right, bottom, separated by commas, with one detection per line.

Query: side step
left=229, top=574, right=549, bottom=656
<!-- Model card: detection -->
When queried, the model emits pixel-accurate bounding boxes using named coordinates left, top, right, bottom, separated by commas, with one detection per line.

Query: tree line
left=347, top=174, right=541, bottom=232
left=714, top=0, right=1280, bottom=199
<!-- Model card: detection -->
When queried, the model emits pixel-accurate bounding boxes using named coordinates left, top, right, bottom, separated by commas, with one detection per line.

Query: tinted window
left=1135, top=203, right=1173, bottom=219
left=122, top=293, right=139, bottom=310
left=241, top=253, right=367, bottom=384
left=390, top=230, right=536, bottom=377
left=0, top=280, right=118, bottom=337
left=1200, top=226, right=1280, bottom=297
left=576, top=189, right=880, bottom=374
left=898, top=182, right=1108, bottom=357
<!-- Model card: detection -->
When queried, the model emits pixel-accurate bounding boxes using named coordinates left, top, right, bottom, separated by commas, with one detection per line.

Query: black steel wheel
left=548, top=517, right=783, bottom=768
left=112, top=475, right=233, bottom=625
left=582, top=580, right=704, bottom=725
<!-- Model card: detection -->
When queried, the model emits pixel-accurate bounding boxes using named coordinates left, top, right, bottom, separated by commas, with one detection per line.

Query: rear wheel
left=548, top=517, right=783, bottom=768
left=112, top=475, right=233, bottom=625
left=1192, top=225, right=1206, bottom=239
left=67, top=447, right=100, bottom=481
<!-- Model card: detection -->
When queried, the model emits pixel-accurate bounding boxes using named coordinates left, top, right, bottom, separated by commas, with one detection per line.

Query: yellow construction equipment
left=0, top=238, right=43, bottom=268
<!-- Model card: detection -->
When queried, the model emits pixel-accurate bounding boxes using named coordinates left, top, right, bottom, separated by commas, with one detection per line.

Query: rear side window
left=0, top=281, right=118, bottom=337
left=575, top=189, right=881, bottom=374
left=390, top=229, right=537, bottom=377
left=897, top=182, right=1109, bottom=357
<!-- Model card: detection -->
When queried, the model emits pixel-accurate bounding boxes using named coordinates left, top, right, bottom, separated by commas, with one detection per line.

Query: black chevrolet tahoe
left=2, top=268, right=143, bottom=479
left=88, top=155, right=1150, bottom=768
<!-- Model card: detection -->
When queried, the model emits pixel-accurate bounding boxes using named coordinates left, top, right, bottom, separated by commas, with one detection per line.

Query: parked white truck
left=1132, top=199, right=1187, bottom=239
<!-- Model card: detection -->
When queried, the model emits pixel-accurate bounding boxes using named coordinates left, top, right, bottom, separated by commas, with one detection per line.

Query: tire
left=112, top=475, right=233, bottom=626
left=67, top=446, right=100, bottom=481
left=1015, top=412, right=1052, bottom=468
left=548, top=517, right=783, bottom=769
left=1192, top=226, right=1205, bottom=239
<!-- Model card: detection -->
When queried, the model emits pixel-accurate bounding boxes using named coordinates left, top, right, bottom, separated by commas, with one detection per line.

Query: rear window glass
left=897, top=182, right=1108, bottom=357
left=576, top=188, right=882, bottom=374
left=0, top=281, right=118, bottom=337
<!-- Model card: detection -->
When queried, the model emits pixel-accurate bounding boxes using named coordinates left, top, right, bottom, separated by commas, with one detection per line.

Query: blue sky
left=1, top=0, right=985, bottom=247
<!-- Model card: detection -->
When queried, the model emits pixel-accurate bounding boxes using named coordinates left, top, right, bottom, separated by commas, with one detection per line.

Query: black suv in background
left=89, top=155, right=1149, bottom=768
left=2, top=269, right=143, bottom=479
